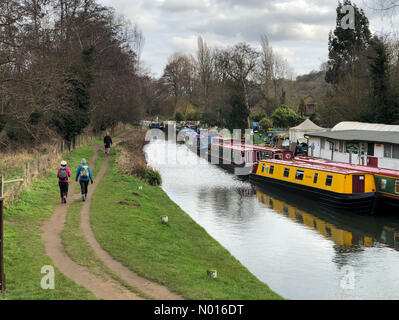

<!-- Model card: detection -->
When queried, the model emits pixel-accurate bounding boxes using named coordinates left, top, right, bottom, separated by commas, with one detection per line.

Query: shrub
left=143, top=167, right=162, bottom=186
left=175, top=111, right=184, bottom=122
left=250, top=110, right=267, bottom=122
left=271, top=105, right=305, bottom=129
left=259, top=117, right=273, bottom=132
left=115, top=130, right=162, bottom=186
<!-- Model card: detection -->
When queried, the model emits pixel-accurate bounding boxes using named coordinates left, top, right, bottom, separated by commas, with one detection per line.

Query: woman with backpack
left=57, top=160, right=71, bottom=203
left=75, top=158, right=94, bottom=202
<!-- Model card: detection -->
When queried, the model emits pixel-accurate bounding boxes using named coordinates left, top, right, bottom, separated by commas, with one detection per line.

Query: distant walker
left=104, top=132, right=113, bottom=156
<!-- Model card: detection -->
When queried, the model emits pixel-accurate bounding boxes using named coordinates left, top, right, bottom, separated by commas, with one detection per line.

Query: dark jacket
left=104, top=135, right=113, bottom=147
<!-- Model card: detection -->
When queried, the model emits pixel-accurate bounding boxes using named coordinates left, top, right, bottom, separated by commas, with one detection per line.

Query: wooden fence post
left=0, top=197, right=5, bottom=292
left=0, top=176, right=3, bottom=198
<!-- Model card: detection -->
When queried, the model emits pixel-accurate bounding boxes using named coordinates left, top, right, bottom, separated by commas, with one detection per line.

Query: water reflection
left=255, top=185, right=399, bottom=253
left=257, top=189, right=373, bottom=250
left=145, top=140, right=399, bottom=300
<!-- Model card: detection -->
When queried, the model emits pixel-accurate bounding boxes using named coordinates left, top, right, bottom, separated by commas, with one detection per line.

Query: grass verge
left=61, top=191, right=150, bottom=299
left=90, top=153, right=283, bottom=300
left=61, top=147, right=150, bottom=299
left=0, top=146, right=98, bottom=300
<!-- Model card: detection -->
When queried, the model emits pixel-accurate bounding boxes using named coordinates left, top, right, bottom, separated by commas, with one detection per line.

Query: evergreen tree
left=280, top=90, right=286, bottom=105
left=53, top=47, right=94, bottom=142
left=227, top=90, right=250, bottom=131
left=369, top=37, right=392, bottom=123
left=298, top=97, right=306, bottom=117
left=326, top=0, right=372, bottom=85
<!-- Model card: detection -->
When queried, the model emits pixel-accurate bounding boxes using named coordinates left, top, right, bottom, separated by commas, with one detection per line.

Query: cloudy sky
left=98, top=0, right=398, bottom=78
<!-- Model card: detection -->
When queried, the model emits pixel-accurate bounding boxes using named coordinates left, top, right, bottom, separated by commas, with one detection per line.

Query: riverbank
left=89, top=132, right=283, bottom=300
left=0, top=146, right=98, bottom=299
left=1, top=129, right=282, bottom=300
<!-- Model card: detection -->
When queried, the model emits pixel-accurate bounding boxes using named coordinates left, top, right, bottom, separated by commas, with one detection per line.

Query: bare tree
left=161, top=53, right=197, bottom=109
left=197, top=36, right=213, bottom=111
left=225, top=43, right=260, bottom=127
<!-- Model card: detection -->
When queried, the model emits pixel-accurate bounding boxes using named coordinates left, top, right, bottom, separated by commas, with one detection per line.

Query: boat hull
left=207, top=153, right=253, bottom=177
left=378, top=194, right=399, bottom=210
left=249, top=174, right=377, bottom=215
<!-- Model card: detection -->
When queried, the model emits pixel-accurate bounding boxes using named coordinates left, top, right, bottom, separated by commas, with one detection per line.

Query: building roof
left=296, top=156, right=399, bottom=178
left=290, top=119, right=325, bottom=132
left=260, top=159, right=371, bottom=175
left=332, top=121, right=399, bottom=132
left=305, top=129, right=399, bottom=144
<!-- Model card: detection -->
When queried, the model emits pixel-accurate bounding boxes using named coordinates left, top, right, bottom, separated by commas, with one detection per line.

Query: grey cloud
left=159, top=0, right=208, bottom=12
left=189, top=8, right=335, bottom=43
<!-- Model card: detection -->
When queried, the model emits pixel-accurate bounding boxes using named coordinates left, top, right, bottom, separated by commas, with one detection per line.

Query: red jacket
left=57, top=167, right=71, bottom=182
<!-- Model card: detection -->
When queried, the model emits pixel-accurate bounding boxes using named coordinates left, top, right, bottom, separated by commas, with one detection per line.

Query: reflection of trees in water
left=197, top=186, right=257, bottom=222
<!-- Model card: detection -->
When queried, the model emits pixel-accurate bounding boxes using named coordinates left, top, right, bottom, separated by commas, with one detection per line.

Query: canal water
left=144, top=140, right=399, bottom=300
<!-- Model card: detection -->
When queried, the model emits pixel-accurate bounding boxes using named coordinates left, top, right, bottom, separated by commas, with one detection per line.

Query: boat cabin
left=296, top=156, right=399, bottom=207
left=250, top=159, right=377, bottom=214
left=210, top=140, right=293, bottom=165
left=253, top=159, right=376, bottom=194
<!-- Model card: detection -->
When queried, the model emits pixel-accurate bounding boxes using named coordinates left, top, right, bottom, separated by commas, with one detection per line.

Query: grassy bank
left=0, top=146, right=97, bottom=300
left=90, top=153, right=283, bottom=300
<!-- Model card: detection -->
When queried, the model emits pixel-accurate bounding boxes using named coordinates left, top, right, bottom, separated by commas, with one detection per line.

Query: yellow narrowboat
left=250, top=159, right=378, bottom=214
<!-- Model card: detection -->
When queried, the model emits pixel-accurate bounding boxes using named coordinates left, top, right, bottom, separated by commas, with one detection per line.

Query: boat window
left=265, top=165, right=269, bottom=173
left=313, top=173, right=319, bottom=184
left=269, top=165, right=275, bottom=175
left=295, top=170, right=305, bottom=181
left=325, top=175, right=333, bottom=187
left=256, top=151, right=261, bottom=161
left=261, top=164, right=265, bottom=173
left=283, top=168, right=290, bottom=178
left=275, top=154, right=283, bottom=160
left=262, top=151, right=271, bottom=159
left=396, top=180, right=399, bottom=194
left=384, top=144, right=392, bottom=158
left=393, top=145, right=399, bottom=159
left=380, top=179, right=387, bottom=190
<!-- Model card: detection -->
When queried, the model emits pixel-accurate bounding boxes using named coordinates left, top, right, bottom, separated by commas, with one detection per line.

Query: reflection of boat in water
left=255, top=185, right=399, bottom=250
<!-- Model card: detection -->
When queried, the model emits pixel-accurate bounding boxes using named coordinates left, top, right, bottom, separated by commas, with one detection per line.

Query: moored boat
left=296, top=156, right=399, bottom=209
left=250, top=159, right=378, bottom=214
left=207, top=138, right=294, bottom=176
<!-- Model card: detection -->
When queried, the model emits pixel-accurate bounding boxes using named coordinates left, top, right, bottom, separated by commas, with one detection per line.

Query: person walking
left=57, top=160, right=71, bottom=204
left=104, top=132, right=113, bottom=156
left=75, top=158, right=93, bottom=202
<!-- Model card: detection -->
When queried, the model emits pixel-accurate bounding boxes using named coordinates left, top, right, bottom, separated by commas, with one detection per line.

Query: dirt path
left=41, top=131, right=182, bottom=300
left=81, top=145, right=182, bottom=300
left=41, top=149, right=141, bottom=300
